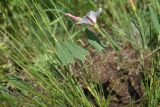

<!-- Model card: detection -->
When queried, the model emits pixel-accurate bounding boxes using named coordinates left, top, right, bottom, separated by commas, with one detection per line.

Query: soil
left=71, top=41, right=152, bottom=107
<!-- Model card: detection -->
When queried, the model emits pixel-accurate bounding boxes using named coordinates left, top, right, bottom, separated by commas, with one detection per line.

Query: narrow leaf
left=150, top=7, right=160, bottom=34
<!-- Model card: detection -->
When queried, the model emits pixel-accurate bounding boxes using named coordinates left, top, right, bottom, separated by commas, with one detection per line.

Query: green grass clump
left=0, top=0, right=160, bottom=107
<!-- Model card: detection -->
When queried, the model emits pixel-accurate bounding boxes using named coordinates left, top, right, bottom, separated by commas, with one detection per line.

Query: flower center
left=86, top=16, right=95, bottom=24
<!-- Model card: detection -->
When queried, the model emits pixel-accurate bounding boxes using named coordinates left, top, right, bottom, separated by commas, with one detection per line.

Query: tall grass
left=0, top=0, right=160, bottom=107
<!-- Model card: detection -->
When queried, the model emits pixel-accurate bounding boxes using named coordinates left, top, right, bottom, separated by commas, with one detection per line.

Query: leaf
left=0, top=88, right=18, bottom=105
left=34, top=54, right=52, bottom=68
left=56, top=41, right=89, bottom=65
left=130, top=21, right=143, bottom=48
left=66, top=41, right=89, bottom=60
left=85, top=29, right=105, bottom=52
left=150, top=7, right=160, bottom=34
left=56, top=41, right=75, bottom=65
left=8, top=79, right=33, bottom=96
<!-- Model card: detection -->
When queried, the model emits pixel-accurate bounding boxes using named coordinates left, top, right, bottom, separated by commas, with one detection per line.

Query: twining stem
left=93, top=24, right=121, bottom=50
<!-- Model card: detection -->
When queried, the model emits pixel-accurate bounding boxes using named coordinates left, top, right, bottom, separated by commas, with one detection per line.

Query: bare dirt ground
left=71, top=41, right=152, bottom=107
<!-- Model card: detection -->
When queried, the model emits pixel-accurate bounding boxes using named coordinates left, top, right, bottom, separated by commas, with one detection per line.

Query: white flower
left=65, top=8, right=102, bottom=25
left=77, top=8, right=102, bottom=25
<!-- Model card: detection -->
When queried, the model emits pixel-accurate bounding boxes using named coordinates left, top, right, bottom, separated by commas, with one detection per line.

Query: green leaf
left=66, top=41, right=89, bottom=60
left=150, top=7, right=160, bottom=34
left=85, top=29, right=105, bottom=52
left=56, top=41, right=75, bottom=65
left=130, top=21, right=143, bottom=48
left=8, top=79, right=33, bottom=94
left=0, top=88, right=19, bottom=105
left=56, top=41, right=89, bottom=65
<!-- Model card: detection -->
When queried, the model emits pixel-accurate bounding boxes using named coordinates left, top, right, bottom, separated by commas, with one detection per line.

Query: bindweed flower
left=65, top=8, right=120, bottom=50
left=64, top=13, right=82, bottom=22
left=65, top=8, right=102, bottom=25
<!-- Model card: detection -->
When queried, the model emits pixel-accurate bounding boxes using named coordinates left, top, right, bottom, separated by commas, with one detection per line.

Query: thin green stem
left=94, top=24, right=121, bottom=50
